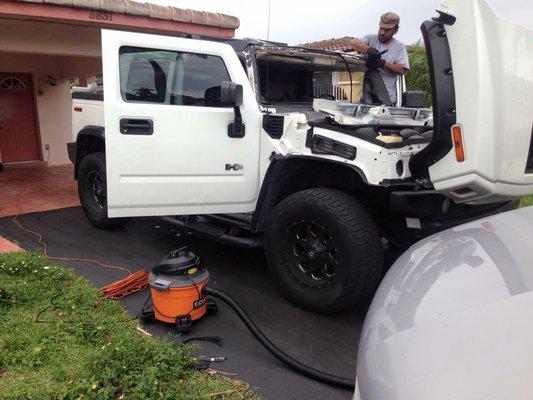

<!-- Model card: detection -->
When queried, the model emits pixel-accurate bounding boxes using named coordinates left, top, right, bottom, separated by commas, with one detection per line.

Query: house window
left=0, top=76, right=26, bottom=90
left=119, top=46, right=231, bottom=107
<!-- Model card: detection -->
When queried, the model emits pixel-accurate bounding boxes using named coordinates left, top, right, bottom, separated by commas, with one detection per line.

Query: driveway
left=0, top=207, right=370, bottom=400
left=0, top=163, right=79, bottom=218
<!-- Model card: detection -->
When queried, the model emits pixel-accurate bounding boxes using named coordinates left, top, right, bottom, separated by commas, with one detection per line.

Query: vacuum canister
left=149, top=249, right=210, bottom=329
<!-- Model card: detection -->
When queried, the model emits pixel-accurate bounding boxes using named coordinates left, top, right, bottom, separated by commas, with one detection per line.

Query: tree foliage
left=406, top=41, right=432, bottom=107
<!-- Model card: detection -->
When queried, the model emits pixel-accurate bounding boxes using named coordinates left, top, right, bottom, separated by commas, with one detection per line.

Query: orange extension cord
left=11, top=183, right=149, bottom=300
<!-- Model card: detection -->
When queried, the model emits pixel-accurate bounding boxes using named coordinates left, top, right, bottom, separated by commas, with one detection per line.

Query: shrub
left=406, top=41, right=432, bottom=107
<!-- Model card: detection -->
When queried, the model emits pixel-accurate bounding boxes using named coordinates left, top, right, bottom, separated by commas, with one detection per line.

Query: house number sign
left=89, top=11, right=113, bottom=21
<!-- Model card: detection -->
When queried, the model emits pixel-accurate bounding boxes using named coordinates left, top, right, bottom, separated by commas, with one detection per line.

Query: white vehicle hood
left=356, top=206, right=533, bottom=400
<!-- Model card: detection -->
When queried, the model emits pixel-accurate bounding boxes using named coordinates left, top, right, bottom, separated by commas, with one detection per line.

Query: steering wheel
left=318, top=93, right=336, bottom=100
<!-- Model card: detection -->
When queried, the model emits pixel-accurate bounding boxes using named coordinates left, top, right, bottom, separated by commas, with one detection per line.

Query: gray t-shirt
left=360, top=34, right=410, bottom=103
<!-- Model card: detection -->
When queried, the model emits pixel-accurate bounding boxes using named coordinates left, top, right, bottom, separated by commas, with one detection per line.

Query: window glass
left=0, top=76, right=26, bottom=90
left=119, top=46, right=231, bottom=107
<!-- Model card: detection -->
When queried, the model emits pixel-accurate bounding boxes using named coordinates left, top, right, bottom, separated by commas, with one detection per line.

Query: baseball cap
left=379, top=12, right=400, bottom=29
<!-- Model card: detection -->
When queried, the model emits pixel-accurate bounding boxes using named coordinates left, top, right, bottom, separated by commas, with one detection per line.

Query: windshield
left=256, top=49, right=365, bottom=104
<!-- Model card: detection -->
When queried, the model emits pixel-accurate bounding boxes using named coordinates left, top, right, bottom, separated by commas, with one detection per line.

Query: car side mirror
left=220, top=81, right=243, bottom=107
left=221, top=81, right=245, bottom=138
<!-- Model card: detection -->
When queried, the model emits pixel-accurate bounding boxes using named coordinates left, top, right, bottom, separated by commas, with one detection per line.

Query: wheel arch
left=74, top=125, right=105, bottom=179
left=251, top=156, right=371, bottom=233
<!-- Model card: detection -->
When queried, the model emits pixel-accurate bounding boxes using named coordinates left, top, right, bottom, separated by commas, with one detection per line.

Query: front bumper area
left=421, top=199, right=518, bottom=236
left=387, top=190, right=519, bottom=247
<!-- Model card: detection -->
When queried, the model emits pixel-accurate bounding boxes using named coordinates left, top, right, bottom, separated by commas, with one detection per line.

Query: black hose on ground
left=203, top=286, right=356, bottom=390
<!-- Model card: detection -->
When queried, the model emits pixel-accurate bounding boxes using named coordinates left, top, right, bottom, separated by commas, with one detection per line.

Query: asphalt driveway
left=0, top=207, right=370, bottom=400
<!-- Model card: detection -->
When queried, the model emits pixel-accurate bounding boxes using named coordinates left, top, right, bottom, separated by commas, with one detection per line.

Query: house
left=300, top=36, right=364, bottom=102
left=302, top=36, right=421, bottom=105
left=301, top=36, right=357, bottom=53
left=0, top=0, right=239, bottom=168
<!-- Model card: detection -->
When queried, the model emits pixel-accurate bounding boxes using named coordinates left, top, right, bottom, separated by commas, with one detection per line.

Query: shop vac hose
left=203, top=286, right=356, bottom=390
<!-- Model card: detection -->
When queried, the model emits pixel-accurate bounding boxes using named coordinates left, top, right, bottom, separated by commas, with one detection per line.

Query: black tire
left=265, top=188, right=383, bottom=313
left=78, top=152, right=129, bottom=230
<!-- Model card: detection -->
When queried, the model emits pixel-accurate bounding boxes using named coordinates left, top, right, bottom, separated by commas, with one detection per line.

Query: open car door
left=101, top=30, right=262, bottom=218
left=411, top=0, right=533, bottom=204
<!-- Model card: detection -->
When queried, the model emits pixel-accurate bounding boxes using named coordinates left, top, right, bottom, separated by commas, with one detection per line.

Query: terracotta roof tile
left=125, top=0, right=149, bottom=16
left=147, top=2, right=171, bottom=20
left=14, top=0, right=240, bottom=29
left=300, top=36, right=358, bottom=53
left=171, top=6, right=190, bottom=23
left=303, top=36, right=417, bottom=52
left=102, top=0, right=126, bottom=13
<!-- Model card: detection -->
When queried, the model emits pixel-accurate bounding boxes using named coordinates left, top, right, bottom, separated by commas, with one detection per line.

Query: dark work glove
left=366, top=46, right=380, bottom=59
left=365, top=58, right=386, bottom=70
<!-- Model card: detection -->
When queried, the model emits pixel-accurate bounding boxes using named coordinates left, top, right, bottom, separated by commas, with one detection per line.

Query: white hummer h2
left=69, top=0, right=532, bottom=313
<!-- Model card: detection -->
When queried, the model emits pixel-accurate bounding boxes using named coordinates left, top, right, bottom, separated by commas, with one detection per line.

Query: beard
left=378, top=35, right=390, bottom=43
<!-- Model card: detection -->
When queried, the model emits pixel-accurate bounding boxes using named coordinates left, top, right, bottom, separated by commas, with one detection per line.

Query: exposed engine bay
left=312, top=98, right=433, bottom=146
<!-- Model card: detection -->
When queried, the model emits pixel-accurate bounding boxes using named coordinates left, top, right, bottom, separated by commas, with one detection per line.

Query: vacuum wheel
left=175, top=315, right=192, bottom=333
left=139, top=306, right=155, bottom=322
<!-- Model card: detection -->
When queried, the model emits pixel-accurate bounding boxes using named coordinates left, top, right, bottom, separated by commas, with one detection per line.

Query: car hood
left=356, top=206, right=533, bottom=400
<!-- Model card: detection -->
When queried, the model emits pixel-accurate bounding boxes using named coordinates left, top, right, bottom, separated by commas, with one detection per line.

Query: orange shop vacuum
left=139, top=248, right=355, bottom=390
left=140, top=248, right=217, bottom=332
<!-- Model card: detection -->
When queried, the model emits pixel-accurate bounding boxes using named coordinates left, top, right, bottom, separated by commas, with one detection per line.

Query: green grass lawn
left=0, top=252, right=257, bottom=400
left=520, top=196, right=533, bottom=208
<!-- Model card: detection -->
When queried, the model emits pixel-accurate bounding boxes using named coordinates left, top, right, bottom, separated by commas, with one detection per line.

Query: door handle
left=120, top=118, right=153, bottom=135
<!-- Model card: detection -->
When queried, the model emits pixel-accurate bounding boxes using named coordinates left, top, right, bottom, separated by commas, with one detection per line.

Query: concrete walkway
left=0, top=162, right=79, bottom=218
left=0, top=162, right=79, bottom=253
left=0, top=235, right=21, bottom=253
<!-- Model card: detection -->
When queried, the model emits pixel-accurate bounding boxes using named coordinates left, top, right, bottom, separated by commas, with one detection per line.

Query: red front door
left=0, top=73, right=40, bottom=163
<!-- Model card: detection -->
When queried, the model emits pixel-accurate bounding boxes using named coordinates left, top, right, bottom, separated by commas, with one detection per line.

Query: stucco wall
left=0, top=19, right=101, bottom=57
left=0, top=52, right=101, bottom=165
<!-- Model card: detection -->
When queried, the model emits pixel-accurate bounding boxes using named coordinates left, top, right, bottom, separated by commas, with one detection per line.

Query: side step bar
left=205, top=213, right=252, bottom=231
left=161, top=216, right=263, bottom=249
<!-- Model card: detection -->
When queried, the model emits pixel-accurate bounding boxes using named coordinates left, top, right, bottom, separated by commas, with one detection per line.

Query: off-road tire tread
left=78, top=152, right=129, bottom=230
left=265, top=188, right=383, bottom=313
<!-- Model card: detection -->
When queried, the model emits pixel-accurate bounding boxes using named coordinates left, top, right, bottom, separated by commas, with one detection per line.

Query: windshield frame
left=249, top=46, right=366, bottom=107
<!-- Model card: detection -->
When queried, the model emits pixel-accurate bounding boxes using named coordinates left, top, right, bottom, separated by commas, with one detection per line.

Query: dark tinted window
left=119, top=46, right=230, bottom=107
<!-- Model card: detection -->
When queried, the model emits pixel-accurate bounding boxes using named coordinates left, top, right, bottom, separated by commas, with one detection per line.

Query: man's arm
left=383, top=62, right=408, bottom=75
left=347, top=37, right=409, bottom=76
left=364, top=57, right=408, bottom=76
left=347, top=37, right=371, bottom=53
left=388, top=43, right=410, bottom=76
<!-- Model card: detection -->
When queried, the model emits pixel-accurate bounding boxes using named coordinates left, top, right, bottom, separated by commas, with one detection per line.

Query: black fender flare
left=251, top=155, right=368, bottom=233
left=73, top=125, right=105, bottom=179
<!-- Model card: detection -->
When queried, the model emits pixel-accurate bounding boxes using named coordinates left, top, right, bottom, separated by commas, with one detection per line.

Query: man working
left=347, top=12, right=410, bottom=105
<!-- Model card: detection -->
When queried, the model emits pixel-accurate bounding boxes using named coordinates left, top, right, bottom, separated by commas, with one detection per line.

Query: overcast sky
left=155, top=0, right=442, bottom=45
